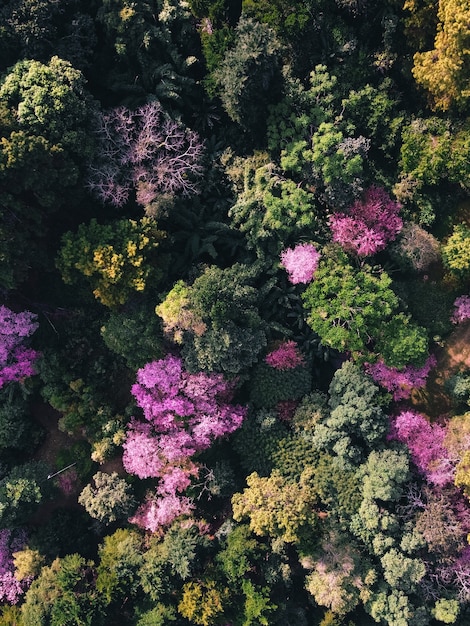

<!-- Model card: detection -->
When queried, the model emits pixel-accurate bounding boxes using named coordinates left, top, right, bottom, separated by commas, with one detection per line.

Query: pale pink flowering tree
left=0, top=306, right=39, bottom=389
left=0, top=528, right=30, bottom=604
left=280, top=243, right=321, bottom=284
left=124, top=354, right=246, bottom=532
left=388, top=410, right=455, bottom=486
left=364, top=355, right=436, bottom=401
left=265, top=340, right=305, bottom=370
left=452, top=295, right=470, bottom=324
left=330, top=186, right=403, bottom=256
left=88, top=102, right=205, bottom=207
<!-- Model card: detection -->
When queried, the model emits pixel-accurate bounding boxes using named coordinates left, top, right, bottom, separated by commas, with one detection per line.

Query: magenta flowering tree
left=388, top=411, right=455, bottom=486
left=0, top=528, right=30, bottom=604
left=452, top=295, right=470, bottom=324
left=329, top=186, right=403, bottom=256
left=0, top=306, right=39, bottom=389
left=280, top=243, right=321, bottom=284
left=87, top=102, right=205, bottom=207
left=123, top=354, right=246, bottom=532
left=265, top=340, right=305, bottom=370
left=364, top=355, right=436, bottom=401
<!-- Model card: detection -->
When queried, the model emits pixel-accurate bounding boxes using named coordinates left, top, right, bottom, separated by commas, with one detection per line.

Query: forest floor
left=410, top=319, right=470, bottom=419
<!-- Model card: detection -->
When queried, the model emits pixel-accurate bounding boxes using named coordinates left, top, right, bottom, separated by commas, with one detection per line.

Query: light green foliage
left=178, top=579, right=229, bottom=626
left=375, top=313, right=429, bottom=368
left=302, top=249, right=398, bottom=359
left=432, top=598, right=460, bottom=623
left=21, top=554, right=102, bottom=626
left=312, top=361, right=388, bottom=467
left=101, top=303, right=164, bottom=369
left=442, top=224, right=470, bottom=278
left=57, top=217, right=164, bottom=308
left=242, top=579, right=277, bottom=626
left=78, top=471, right=135, bottom=525
left=361, top=449, right=411, bottom=502
left=216, top=524, right=267, bottom=583
left=381, top=548, right=426, bottom=592
left=96, top=528, right=144, bottom=605
left=214, top=16, right=283, bottom=133
left=0, top=56, right=94, bottom=151
left=454, top=449, right=470, bottom=500
left=13, top=548, right=45, bottom=581
left=291, top=391, right=329, bottom=433
left=267, top=64, right=338, bottom=154
left=366, top=585, right=429, bottom=626
left=232, top=468, right=319, bottom=544
left=135, top=603, right=177, bottom=626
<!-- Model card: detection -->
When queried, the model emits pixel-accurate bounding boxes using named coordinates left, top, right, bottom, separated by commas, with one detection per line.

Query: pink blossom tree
left=452, top=295, right=470, bottom=324
left=124, top=355, right=246, bottom=532
left=0, top=528, right=30, bottom=604
left=88, top=102, right=205, bottom=207
left=280, top=243, right=321, bottom=284
left=388, top=410, right=455, bottom=486
left=265, top=340, right=305, bottom=370
left=329, top=186, right=403, bottom=256
left=364, top=355, right=436, bottom=401
left=0, top=306, right=39, bottom=389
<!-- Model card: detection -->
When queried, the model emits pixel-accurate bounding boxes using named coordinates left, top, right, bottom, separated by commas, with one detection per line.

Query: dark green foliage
left=214, top=16, right=284, bottom=137
left=0, top=384, right=44, bottom=452
left=101, top=302, right=164, bottom=370
left=21, top=553, right=104, bottom=626
left=249, top=361, right=312, bottom=409
left=0, top=460, right=52, bottom=526
left=233, top=408, right=289, bottom=476
left=29, top=508, right=97, bottom=561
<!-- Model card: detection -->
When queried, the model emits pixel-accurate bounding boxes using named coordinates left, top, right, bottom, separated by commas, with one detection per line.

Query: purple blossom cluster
left=330, top=186, right=403, bottom=256
left=0, top=306, right=39, bottom=389
left=0, top=528, right=30, bottom=604
left=124, top=355, right=246, bottom=532
left=265, top=341, right=305, bottom=370
left=364, top=355, right=436, bottom=401
left=280, top=243, right=321, bottom=284
left=452, top=295, right=470, bottom=324
left=388, top=410, right=455, bottom=486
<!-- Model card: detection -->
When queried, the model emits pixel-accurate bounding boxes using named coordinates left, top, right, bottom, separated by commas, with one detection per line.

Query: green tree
left=178, top=579, right=229, bottom=626
left=0, top=461, right=51, bottom=526
left=232, top=468, right=319, bottom=544
left=374, top=313, right=429, bottom=368
left=301, top=248, right=398, bottom=359
left=78, top=471, right=135, bottom=525
left=312, top=361, right=388, bottom=467
left=412, top=0, right=470, bottom=111
left=214, top=16, right=284, bottom=136
left=442, top=224, right=470, bottom=279
left=21, top=554, right=103, bottom=626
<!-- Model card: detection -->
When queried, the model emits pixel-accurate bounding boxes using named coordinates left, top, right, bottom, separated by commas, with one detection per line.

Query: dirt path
left=410, top=320, right=470, bottom=419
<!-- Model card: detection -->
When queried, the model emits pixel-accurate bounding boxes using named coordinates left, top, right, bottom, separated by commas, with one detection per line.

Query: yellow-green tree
left=232, top=468, right=319, bottom=544
left=178, top=580, right=229, bottom=626
left=57, top=217, right=164, bottom=307
left=412, top=0, right=470, bottom=110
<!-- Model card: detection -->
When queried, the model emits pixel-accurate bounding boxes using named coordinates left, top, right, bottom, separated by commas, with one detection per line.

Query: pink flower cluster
left=388, top=410, right=454, bottom=486
left=452, top=295, right=470, bottom=324
left=330, top=186, right=403, bottom=256
left=265, top=341, right=305, bottom=370
left=280, top=243, right=321, bottom=284
left=0, top=306, right=39, bottom=389
left=364, top=355, right=436, bottom=401
left=124, top=355, right=246, bottom=532
left=0, top=528, right=30, bottom=604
